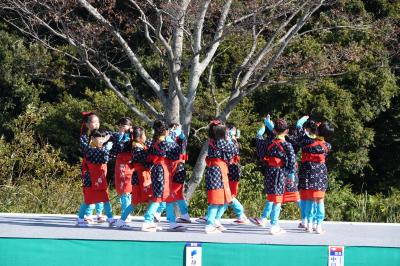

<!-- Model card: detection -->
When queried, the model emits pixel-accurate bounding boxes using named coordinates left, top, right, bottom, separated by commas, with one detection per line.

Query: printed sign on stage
left=186, top=242, right=202, bottom=266
left=328, top=246, right=344, bottom=266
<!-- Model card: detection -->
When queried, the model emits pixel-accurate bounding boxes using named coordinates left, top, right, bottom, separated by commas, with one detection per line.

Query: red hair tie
left=210, top=120, right=221, bottom=126
left=82, top=111, right=94, bottom=119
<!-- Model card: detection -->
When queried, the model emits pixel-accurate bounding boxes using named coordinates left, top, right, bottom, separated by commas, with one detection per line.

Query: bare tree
left=0, top=0, right=328, bottom=199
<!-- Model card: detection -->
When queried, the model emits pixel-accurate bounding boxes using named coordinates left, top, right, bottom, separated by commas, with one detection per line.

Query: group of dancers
left=78, top=111, right=334, bottom=234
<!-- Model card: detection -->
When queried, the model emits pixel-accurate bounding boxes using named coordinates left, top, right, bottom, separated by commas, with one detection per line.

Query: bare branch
left=84, top=58, right=153, bottom=125
left=106, top=62, right=162, bottom=119
left=219, top=1, right=326, bottom=121
left=77, top=0, right=168, bottom=107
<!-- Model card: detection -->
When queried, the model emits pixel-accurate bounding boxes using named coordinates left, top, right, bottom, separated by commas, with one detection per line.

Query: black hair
left=168, top=123, right=180, bottom=129
left=304, top=119, right=318, bottom=135
left=80, top=112, right=98, bottom=135
left=318, top=122, right=334, bottom=139
left=153, top=119, right=168, bottom=141
left=132, top=126, right=145, bottom=142
left=117, top=117, right=132, bottom=127
left=208, top=121, right=227, bottom=140
left=225, top=122, right=236, bottom=130
left=90, top=129, right=107, bottom=138
left=274, top=118, right=289, bottom=134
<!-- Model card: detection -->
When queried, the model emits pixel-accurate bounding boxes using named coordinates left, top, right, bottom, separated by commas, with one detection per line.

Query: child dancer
left=215, top=123, right=248, bottom=225
left=254, top=117, right=296, bottom=235
left=141, top=120, right=186, bottom=232
left=154, top=124, right=191, bottom=223
left=77, top=129, right=116, bottom=227
left=296, top=117, right=333, bottom=234
left=115, top=126, right=153, bottom=229
left=113, top=117, right=134, bottom=218
left=80, top=112, right=105, bottom=223
left=283, top=126, right=303, bottom=227
left=250, top=116, right=275, bottom=227
left=204, top=120, right=237, bottom=234
left=170, top=124, right=191, bottom=223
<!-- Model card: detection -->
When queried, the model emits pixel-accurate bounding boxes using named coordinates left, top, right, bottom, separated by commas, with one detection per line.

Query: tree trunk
left=185, top=140, right=208, bottom=199
left=166, top=84, right=180, bottom=124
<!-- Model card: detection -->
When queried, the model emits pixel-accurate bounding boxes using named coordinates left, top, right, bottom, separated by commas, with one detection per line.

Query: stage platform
left=0, top=213, right=399, bottom=266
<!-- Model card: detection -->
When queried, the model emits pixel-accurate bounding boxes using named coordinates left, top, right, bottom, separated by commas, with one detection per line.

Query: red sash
left=301, top=140, right=328, bottom=163
left=263, top=139, right=285, bottom=167
left=206, top=158, right=232, bottom=205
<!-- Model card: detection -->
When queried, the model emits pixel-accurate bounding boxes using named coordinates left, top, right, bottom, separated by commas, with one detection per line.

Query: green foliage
left=0, top=105, right=82, bottom=213
left=36, top=89, right=147, bottom=163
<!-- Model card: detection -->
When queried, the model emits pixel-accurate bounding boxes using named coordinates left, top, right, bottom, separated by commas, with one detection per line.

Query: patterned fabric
left=291, top=128, right=332, bottom=192
left=173, top=162, right=186, bottom=184
left=285, top=171, right=299, bottom=192
left=148, top=140, right=182, bottom=160
left=86, top=146, right=110, bottom=164
left=228, top=164, right=240, bottom=182
left=255, top=135, right=274, bottom=160
left=256, top=135, right=296, bottom=195
left=80, top=134, right=90, bottom=156
left=205, top=139, right=236, bottom=191
left=228, top=140, right=241, bottom=182
left=205, top=166, right=224, bottom=190
left=171, top=132, right=188, bottom=154
left=131, top=171, right=139, bottom=186
left=207, top=139, right=237, bottom=162
left=148, top=139, right=183, bottom=198
left=169, top=132, right=188, bottom=184
left=82, top=165, right=92, bottom=187
left=113, top=132, right=133, bottom=154
left=151, top=164, right=165, bottom=198
left=80, top=131, right=115, bottom=157
left=131, top=140, right=152, bottom=167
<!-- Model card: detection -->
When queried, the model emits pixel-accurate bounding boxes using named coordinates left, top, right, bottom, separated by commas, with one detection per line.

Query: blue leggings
left=79, top=202, right=113, bottom=219
left=120, top=204, right=135, bottom=221
left=145, top=201, right=177, bottom=223
left=119, top=193, right=131, bottom=214
left=156, top=202, right=166, bottom=213
left=214, top=198, right=245, bottom=220
left=207, top=204, right=226, bottom=225
left=156, top=200, right=189, bottom=216
left=270, top=203, right=282, bottom=226
left=230, top=198, right=245, bottom=218
left=262, top=200, right=273, bottom=219
left=299, top=200, right=306, bottom=220
left=316, top=201, right=325, bottom=225
left=305, top=200, right=320, bottom=224
left=85, top=202, right=104, bottom=216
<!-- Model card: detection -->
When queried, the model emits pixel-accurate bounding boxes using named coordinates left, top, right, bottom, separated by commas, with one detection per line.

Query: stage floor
left=0, top=213, right=399, bottom=247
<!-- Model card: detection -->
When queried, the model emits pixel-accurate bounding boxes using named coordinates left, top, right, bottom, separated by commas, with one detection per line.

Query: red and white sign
left=328, top=246, right=344, bottom=266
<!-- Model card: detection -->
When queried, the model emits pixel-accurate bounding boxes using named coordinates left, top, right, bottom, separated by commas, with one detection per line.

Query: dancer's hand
left=264, top=115, right=274, bottom=131
left=257, top=126, right=265, bottom=137
left=288, top=173, right=295, bottom=183
left=105, top=142, right=113, bottom=151
left=296, top=116, right=309, bottom=128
